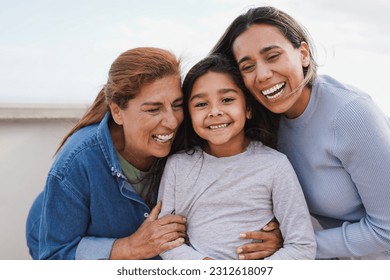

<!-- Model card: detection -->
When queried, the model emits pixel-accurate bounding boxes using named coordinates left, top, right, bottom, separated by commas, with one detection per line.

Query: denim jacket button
left=144, top=213, right=149, bottom=218
left=116, top=172, right=121, bottom=177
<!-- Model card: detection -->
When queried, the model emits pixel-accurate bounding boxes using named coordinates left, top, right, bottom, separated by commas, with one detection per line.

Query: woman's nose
left=162, top=110, right=180, bottom=129
left=255, top=65, right=272, bottom=83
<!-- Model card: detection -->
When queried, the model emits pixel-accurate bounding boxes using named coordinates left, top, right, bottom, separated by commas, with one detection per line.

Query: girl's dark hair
left=177, top=54, right=279, bottom=153
left=56, top=47, right=181, bottom=208
left=210, top=6, right=317, bottom=87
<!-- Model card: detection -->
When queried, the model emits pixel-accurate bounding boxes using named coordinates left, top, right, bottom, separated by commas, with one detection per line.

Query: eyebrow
left=237, top=45, right=281, bottom=65
left=189, top=88, right=238, bottom=102
left=141, top=97, right=183, bottom=106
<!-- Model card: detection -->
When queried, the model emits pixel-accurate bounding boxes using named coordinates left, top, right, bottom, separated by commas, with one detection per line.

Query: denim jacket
left=26, top=112, right=157, bottom=259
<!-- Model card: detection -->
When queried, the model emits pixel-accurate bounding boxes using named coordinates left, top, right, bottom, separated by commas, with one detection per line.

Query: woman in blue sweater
left=211, top=6, right=390, bottom=259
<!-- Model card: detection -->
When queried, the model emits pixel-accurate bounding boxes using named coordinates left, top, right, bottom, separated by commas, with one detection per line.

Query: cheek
left=189, top=112, right=204, bottom=131
left=242, top=75, right=255, bottom=90
left=176, top=110, right=184, bottom=125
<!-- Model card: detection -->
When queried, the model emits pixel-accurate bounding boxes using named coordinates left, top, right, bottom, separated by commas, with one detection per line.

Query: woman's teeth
left=153, top=133, right=174, bottom=143
left=262, top=82, right=286, bottom=100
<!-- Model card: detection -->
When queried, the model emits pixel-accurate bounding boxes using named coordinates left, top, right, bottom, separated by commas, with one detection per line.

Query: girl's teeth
left=209, top=124, right=228, bottom=129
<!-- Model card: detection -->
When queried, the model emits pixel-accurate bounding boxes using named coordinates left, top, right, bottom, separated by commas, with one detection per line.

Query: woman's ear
left=109, top=103, right=123, bottom=125
left=300, top=41, right=310, bottom=67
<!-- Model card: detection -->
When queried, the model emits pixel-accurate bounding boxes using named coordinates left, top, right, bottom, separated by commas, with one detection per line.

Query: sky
left=0, top=0, right=389, bottom=115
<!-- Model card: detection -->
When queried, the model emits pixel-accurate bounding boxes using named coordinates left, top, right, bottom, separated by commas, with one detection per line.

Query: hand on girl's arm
left=237, top=219, right=283, bottom=260
left=109, top=201, right=187, bottom=259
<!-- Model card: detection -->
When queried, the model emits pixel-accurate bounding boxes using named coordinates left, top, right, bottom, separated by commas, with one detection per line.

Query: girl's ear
left=246, top=106, right=252, bottom=120
left=109, top=103, right=123, bottom=125
left=300, top=41, right=310, bottom=67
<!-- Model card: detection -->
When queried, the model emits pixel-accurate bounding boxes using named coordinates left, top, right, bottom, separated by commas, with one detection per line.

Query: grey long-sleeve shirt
left=158, top=141, right=316, bottom=260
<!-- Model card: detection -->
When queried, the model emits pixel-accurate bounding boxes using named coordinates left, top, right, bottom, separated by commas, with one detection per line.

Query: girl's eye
left=222, top=98, right=234, bottom=103
left=194, top=102, right=207, bottom=108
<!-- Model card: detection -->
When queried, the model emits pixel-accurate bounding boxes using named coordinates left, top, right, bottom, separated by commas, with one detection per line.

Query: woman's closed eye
left=267, top=52, right=281, bottom=62
left=146, top=108, right=160, bottom=113
left=172, top=102, right=183, bottom=111
left=241, top=63, right=255, bottom=73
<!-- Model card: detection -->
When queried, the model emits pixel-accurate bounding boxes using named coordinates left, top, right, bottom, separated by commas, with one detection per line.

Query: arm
left=316, top=98, right=390, bottom=258
left=265, top=157, right=316, bottom=259
left=110, top=201, right=186, bottom=259
left=157, top=157, right=207, bottom=260
left=39, top=174, right=95, bottom=259
left=40, top=173, right=186, bottom=260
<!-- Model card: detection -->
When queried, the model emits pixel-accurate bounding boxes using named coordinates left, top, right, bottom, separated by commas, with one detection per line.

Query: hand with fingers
left=236, top=219, right=283, bottom=260
left=109, top=201, right=187, bottom=259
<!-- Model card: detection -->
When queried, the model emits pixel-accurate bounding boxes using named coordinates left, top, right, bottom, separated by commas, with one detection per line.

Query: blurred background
left=0, top=0, right=389, bottom=259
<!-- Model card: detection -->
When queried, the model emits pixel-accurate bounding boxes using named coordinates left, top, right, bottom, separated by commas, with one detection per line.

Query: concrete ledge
left=0, top=103, right=89, bottom=120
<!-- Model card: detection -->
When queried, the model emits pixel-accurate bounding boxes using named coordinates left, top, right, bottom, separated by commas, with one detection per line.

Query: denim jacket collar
left=97, top=112, right=124, bottom=179
left=97, top=112, right=150, bottom=209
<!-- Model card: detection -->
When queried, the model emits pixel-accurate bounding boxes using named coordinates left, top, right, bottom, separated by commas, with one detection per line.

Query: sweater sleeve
left=316, top=97, right=390, bottom=258
left=157, top=156, right=206, bottom=260
left=266, top=156, right=317, bottom=260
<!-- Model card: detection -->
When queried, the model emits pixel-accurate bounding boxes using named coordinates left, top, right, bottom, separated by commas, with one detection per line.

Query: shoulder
left=315, top=75, right=373, bottom=107
left=51, top=123, right=101, bottom=177
left=249, top=141, right=288, bottom=165
left=313, top=75, right=385, bottom=125
left=166, top=148, right=203, bottom=168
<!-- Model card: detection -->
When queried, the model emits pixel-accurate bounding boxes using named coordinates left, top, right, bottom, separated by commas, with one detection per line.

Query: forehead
left=232, top=24, right=292, bottom=57
left=136, top=75, right=182, bottom=102
left=191, top=71, right=244, bottom=97
left=192, top=72, right=235, bottom=90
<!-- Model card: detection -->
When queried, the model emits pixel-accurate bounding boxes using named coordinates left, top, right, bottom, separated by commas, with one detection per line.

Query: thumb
left=147, top=200, right=162, bottom=221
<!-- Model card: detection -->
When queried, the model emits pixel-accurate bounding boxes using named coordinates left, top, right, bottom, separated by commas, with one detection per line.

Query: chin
left=152, top=148, right=171, bottom=159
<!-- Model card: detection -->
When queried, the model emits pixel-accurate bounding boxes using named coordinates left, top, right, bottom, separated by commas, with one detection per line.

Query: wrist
left=110, top=236, right=140, bottom=260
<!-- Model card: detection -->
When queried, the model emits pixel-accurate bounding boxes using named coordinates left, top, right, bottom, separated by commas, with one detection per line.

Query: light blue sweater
left=278, top=75, right=390, bottom=259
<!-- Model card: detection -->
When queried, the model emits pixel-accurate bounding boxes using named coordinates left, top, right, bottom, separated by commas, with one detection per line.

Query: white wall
left=0, top=103, right=87, bottom=259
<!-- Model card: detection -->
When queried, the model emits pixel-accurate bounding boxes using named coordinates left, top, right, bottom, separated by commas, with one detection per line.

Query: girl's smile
left=189, top=71, right=251, bottom=157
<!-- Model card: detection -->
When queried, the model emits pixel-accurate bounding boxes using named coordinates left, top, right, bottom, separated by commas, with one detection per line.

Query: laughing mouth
left=261, top=82, right=286, bottom=100
left=208, top=123, right=229, bottom=130
left=152, top=133, right=174, bottom=143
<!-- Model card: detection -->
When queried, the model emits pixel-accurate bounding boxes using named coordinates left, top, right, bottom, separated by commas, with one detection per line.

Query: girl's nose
left=208, top=104, right=224, bottom=118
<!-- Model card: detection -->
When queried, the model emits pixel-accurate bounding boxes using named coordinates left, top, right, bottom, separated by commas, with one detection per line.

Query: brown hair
left=56, top=47, right=181, bottom=153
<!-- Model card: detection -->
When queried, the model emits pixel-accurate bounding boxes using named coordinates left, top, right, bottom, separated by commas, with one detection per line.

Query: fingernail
left=237, top=248, right=243, bottom=254
left=238, top=254, right=245, bottom=260
left=240, top=233, right=246, bottom=238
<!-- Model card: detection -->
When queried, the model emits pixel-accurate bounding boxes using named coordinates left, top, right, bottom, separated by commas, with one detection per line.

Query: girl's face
left=189, top=71, right=251, bottom=157
left=232, top=23, right=311, bottom=119
left=110, top=75, right=183, bottom=170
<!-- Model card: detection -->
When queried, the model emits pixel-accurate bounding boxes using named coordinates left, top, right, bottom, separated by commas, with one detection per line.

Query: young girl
left=157, top=54, right=316, bottom=260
